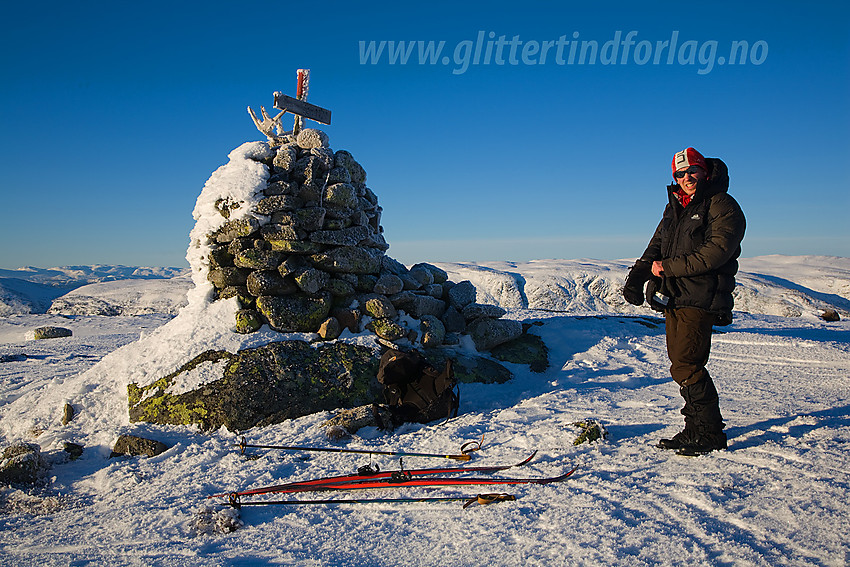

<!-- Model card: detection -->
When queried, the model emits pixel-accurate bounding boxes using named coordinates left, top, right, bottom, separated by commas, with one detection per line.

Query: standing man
left=623, top=147, right=746, bottom=456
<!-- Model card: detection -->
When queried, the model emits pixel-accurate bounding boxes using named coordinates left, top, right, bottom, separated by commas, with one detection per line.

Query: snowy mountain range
left=2, top=256, right=847, bottom=320
left=0, top=266, right=189, bottom=316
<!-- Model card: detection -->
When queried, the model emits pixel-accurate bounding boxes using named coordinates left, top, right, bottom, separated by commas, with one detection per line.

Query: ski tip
left=515, top=451, right=538, bottom=466
left=538, top=464, right=579, bottom=484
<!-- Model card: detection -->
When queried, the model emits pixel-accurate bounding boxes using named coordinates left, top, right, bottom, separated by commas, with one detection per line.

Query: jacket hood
left=667, top=156, right=730, bottom=205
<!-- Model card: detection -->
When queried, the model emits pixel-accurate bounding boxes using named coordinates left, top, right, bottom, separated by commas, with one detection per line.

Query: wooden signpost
left=274, top=69, right=332, bottom=134
left=248, top=69, right=332, bottom=142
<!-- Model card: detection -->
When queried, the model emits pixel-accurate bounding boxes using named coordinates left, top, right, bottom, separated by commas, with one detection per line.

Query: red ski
left=270, top=465, right=579, bottom=495
left=210, top=451, right=538, bottom=500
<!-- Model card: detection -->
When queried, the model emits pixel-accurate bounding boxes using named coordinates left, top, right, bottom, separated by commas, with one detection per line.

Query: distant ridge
left=0, top=265, right=190, bottom=316
left=1, top=257, right=847, bottom=319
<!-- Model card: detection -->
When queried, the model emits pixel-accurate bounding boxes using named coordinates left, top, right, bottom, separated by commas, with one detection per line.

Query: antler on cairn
left=247, top=106, right=287, bottom=146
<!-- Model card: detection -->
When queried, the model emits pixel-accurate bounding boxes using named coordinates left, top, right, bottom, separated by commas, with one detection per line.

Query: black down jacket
left=640, top=157, right=746, bottom=319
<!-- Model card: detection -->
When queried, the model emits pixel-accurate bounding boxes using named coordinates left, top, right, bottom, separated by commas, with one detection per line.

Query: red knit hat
left=672, top=147, right=708, bottom=175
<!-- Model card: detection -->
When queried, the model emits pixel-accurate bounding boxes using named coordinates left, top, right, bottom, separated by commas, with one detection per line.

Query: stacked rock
left=199, top=128, right=521, bottom=351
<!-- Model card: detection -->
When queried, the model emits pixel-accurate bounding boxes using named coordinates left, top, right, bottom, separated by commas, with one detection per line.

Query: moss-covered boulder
left=31, top=326, right=73, bottom=340
left=490, top=332, right=550, bottom=373
left=1, top=443, right=47, bottom=486
left=128, top=341, right=383, bottom=431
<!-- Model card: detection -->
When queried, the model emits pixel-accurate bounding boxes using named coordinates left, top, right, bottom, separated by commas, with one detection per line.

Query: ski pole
left=235, top=436, right=481, bottom=461
left=227, top=492, right=515, bottom=509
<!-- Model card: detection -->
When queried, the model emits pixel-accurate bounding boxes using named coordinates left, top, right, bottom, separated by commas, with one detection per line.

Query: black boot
left=675, top=430, right=727, bottom=456
left=674, top=377, right=726, bottom=456
left=657, top=428, right=695, bottom=450
left=657, top=384, right=697, bottom=450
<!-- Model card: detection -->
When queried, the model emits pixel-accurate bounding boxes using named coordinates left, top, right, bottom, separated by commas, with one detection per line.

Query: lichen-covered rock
left=235, top=309, right=263, bottom=334
left=325, top=278, right=355, bottom=297
left=327, top=166, right=352, bottom=184
left=234, top=248, right=285, bottom=270
left=394, top=294, right=446, bottom=319
left=374, top=274, right=404, bottom=295
left=257, top=195, right=303, bottom=215
left=292, top=156, right=329, bottom=184
left=214, top=218, right=260, bottom=243
left=365, top=296, right=397, bottom=319
left=420, top=315, right=446, bottom=348
left=247, top=271, right=296, bottom=296
left=209, top=267, right=250, bottom=289
left=489, top=332, right=550, bottom=373
left=311, top=246, right=383, bottom=274
left=318, top=317, right=342, bottom=340
left=273, top=208, right=326, bottom=231
left=462, top=303, right=508, bottom=321
left=31, top=326, right=73, bottom=340
left=267, top=239, right=323, bottom=254
left=311, top=225, right=370, bottom=247
left=466, top=318, right=523, bottom=351
left=128, top=341, right=383, bottom=431
left=0, top=443, right=47, bottom=486
left=273, top=144, right=298, bottom=172
left=219, top=286, right=253, bottom=305
left=381, top=256, right=408, bottom=276
left=408, top=265, right=435, bottom=287
left=191, top=130, right=525, bottom=374
left=294, top=268, right=330, bottom=295
left=366, top=318, right=407, bottom=341
left=323, top=183, right=359, bottom=209
left=321, top=404, right=392, bottom=437
left=441, top=306, right=466, bottom=333
left=411, top=263, right=449, bottom=284
left=260, top=224, right=303, bottom=242
left=448, top=280, right=477, bottom=309
left=265, top=179, right=297, bottom=196
left=334, top=150, right=366, bottom=184
left=296, top=128, right=330, bottom=149
left=310, top=147, right=335, bottom=169
left=256, top=293, right=332, bottom=332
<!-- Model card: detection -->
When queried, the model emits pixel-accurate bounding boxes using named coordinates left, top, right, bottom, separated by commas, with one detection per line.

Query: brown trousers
left=665, top=307, right=714, bottom=387
left=665, top=307, right=725, bottom=433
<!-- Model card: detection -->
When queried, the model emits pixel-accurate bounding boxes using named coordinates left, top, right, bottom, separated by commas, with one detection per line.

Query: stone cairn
left=201, top=126, right=521, bottom=351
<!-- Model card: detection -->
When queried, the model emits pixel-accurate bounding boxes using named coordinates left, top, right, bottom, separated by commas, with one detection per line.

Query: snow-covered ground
left=0, top=257, right=849, bottom=567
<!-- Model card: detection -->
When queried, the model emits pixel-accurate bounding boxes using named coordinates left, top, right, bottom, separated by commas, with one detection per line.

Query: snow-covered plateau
left=0, top=256, right=848, bottom=567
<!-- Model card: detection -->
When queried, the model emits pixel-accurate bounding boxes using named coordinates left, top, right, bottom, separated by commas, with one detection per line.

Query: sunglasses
left=673, top=165, right=705, bottom=179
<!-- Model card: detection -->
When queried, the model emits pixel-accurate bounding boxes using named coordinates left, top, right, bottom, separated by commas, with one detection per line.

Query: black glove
left=623, top=260, right=652, bottom=306
left=645, top=276, right=669, bottom=312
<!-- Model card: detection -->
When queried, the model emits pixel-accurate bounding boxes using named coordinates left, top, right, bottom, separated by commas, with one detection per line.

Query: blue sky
left=1, top=1, right=848, bottom=269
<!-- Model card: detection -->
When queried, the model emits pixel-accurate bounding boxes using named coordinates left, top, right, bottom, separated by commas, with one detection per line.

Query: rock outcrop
left=0, top=443, right=47, bottom=486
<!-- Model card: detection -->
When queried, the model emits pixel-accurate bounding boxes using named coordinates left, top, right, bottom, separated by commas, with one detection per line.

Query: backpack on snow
left=376, top=348, right=459, bottom=425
